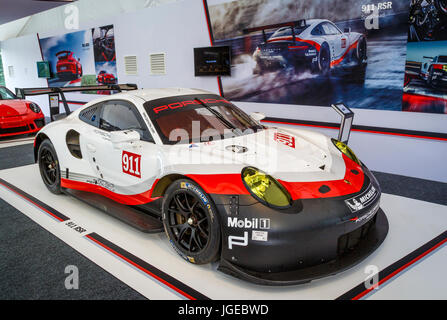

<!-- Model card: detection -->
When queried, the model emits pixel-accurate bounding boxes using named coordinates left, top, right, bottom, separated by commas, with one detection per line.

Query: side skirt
left=62, top=188, right=164, bottom=233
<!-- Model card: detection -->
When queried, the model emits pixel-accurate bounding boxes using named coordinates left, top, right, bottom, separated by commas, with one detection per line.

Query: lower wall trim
left=262, top=117, right=447, bottom=141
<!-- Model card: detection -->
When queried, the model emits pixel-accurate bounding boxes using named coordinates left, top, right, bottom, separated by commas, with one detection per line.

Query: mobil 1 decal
left=122, top=150, right=141, bottom=178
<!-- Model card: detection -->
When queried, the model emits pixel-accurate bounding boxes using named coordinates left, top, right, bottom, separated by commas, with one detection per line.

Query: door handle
left=86, top=143, right=96, bottom=153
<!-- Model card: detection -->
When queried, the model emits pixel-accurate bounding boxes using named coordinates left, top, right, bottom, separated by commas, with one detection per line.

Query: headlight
left=29, top=103, right=41, bottom=113
left=242, top=167, right=291, bottom=208
left=331, top=138, right=360, bottom=165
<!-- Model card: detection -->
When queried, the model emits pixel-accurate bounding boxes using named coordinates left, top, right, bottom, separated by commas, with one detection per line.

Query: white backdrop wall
left=0, top=0, right=446, bottom=182
left=1, top=0, right=219, bottom=115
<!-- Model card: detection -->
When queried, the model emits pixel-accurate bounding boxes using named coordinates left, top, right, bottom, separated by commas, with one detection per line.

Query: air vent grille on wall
left=124, top=55, right=138, bottom=75
left=8, top=66, right=14, bottom=78
left=150, top=53, right=166, bottom=75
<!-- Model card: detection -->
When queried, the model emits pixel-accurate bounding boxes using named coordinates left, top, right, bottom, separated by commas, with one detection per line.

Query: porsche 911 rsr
left=33, top=87, right=387, bottom=285
left=0, top=86, right=45, bottom=138
left=249, top=19, right=367, bottom=75
left=422, top=55, right=447, bottom=89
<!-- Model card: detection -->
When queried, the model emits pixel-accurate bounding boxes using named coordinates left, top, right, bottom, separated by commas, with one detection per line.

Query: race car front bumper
left=218, top=209, right=387, bottom=286
left=211, top=165, right=389, bottom=286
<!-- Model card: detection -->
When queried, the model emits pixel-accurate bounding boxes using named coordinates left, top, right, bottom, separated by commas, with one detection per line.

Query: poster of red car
left=39, top=24, right=118, bottom=91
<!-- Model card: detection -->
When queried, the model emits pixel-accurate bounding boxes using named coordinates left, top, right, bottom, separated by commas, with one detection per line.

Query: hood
left=171, top=127, right=346, bottom=183
left=0, top=100, right=29, bottom=117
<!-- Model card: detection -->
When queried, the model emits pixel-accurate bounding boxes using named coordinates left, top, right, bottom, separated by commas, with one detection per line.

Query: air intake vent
left=149, top=53, right=166, bottom=75
left=124, top=55, right=138, bottom=75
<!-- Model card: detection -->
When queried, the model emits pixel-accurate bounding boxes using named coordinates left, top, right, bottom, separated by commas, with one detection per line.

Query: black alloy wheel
left=162, top=179, right=220, bottom=264
left=38, top=139, right=62, bottom=194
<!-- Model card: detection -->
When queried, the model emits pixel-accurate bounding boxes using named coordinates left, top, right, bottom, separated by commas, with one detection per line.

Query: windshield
left=437, top=56, right=447, bottom=63
left=144, top=94, right=263, bottom=145
left=0, top=87, right=17, bottom=100
left=57, top=52, right=70, bottom=59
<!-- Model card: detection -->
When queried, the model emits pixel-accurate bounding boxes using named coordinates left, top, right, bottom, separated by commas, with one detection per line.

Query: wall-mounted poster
left=39, top=24, right=118, bottom=93
left=208, top=0, right=410, bottom=111
left=404, top=1, right=447, bottom=114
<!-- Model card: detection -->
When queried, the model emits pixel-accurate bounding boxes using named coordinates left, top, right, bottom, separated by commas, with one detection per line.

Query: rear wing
left=243, top=20, right=307, bottom=43
left=15, top=83, right=138, bottom=120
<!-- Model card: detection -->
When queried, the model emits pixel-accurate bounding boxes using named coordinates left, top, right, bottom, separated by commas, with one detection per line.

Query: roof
left=125, top=87, right=214, bottom=102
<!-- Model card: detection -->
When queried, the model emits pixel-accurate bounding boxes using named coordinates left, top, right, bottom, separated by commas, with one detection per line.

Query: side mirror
left=250, top=112, right=266, bottom=122
left=110, top=130, right=141, bottom=148
left=344, top=27, right=351, bottom=33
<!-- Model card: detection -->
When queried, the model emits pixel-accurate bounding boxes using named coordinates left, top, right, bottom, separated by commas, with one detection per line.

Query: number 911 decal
left=122, top=151, right=141, bottom=178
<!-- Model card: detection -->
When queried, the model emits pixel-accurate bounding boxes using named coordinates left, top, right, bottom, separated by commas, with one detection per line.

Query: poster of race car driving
left=404, top=0, right=447, bottom=114
left=39, top=24, right=117, bottom=91
left=208, top=0, right=409, bottom=111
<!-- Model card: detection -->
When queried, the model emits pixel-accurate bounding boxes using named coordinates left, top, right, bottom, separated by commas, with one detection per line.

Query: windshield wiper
left=194, top=97, right=239, bottom=133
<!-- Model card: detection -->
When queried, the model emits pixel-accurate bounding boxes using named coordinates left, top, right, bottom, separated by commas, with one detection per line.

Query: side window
left=99, top=100, right=154, bottom=142
left=311, top=24, right=324, bottom=36
left=328, top=23, right=341, bottom=35
left=79, top=103, right=102, bottom=128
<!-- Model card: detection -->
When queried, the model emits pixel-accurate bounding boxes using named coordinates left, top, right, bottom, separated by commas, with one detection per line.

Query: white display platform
left=0, top=164, right=445, bottom=300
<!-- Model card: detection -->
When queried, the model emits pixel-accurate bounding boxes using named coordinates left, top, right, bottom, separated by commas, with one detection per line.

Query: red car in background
left=97, top=70, right=117, bottom=84
left=0, top=86, right=45, bottom=138
left=56, top=51, right=83, bottom=80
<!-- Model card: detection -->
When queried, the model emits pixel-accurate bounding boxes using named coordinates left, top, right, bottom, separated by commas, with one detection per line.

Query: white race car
left=32, top=86, right=388, bottom=285
left=248, top=19, right=368, bottom=75
left=420, top=55, right=447, bottom=88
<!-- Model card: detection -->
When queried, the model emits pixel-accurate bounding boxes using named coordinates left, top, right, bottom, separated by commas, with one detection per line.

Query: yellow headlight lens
left=242, top=167, right=291, bottom=207
left=332, top=139, right=360, bottom=165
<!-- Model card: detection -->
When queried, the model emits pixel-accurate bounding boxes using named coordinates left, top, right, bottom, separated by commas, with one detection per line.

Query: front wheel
left=354, top=37, right=367, bottom=64
left=435, top=0, right=447, bottom=16
left=162, top=179, right=221, bottom=264
left=38, top=139, right=62, bottom=194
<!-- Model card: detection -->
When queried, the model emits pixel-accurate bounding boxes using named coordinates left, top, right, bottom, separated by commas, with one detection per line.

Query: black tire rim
left=167, top=191, right=210, bottom=254
left=320, top=47, right=330, bottom=72
left=40, top=147, right=58, bottom=186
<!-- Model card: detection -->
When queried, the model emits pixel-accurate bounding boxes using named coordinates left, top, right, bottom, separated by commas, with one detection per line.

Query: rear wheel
left=318, top=43, right=331, bottom=76
left=162, top=179, right=221, bottom=264
left=38, top=139, right=62, bottom=194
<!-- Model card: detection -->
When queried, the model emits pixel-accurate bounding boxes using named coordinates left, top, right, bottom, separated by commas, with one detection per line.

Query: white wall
left=0, top=33, right=49, bottom=110
left=237, top=101, right=447, bottom=134
left=0, top=0, right=182, bottom=42
left=0, top=0, right=219, bottom=115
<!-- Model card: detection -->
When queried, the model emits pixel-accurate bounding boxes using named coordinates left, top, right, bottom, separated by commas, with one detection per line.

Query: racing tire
left=162, top=179, right=221, bottom=265
left=253, top=61, right=265, bottom=75
left=38, top=139, right=62, bottom=195
left=318, top=43, right=331, bottom=76
left=427, top=67, right=434, bottom=87
left=435, top=0, right=447, bottom=16
left=354, top=37, right=367, bottom=65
